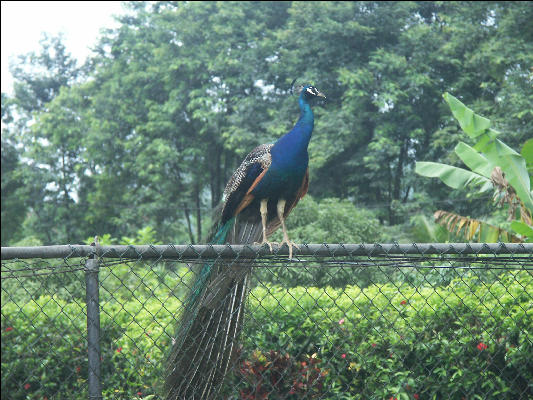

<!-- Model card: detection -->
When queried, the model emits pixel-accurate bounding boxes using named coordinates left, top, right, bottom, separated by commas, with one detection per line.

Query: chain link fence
left=2, top=243, right=532, bottom=399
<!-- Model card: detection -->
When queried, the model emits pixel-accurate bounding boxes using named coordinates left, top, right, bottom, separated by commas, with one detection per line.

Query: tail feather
left=165, top=213, right=262, bottom=399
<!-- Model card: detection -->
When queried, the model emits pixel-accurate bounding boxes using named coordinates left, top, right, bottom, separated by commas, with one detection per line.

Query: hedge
left=2, top=270, right=531, bottom=399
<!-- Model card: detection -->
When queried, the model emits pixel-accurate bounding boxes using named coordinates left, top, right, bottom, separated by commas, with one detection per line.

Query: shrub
left=2, top=267, right=531, bottom=399
left=235, top=271, right=533, bottom=399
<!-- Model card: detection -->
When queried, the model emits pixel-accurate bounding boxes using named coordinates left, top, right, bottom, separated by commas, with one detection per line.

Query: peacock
left=164, top=82, right=326, bottom=399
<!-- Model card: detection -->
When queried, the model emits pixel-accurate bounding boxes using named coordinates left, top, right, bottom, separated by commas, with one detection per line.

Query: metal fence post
left=85, top=239, right=102, bottom=399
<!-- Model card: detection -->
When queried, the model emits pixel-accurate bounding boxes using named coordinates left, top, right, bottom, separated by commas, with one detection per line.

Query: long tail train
left=164, top=215, right=262, bottom=399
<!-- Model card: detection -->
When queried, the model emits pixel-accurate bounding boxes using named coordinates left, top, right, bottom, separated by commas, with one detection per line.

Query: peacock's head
left=290, top=80, right=326, bottom=101
left=301, top=85, right=326, bottom=101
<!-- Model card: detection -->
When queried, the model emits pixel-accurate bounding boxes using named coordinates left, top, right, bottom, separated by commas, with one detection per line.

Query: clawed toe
left=254, top=240, right=299, bottom=258
left=254, top=240, right=274, bottom=252
left=280, top=240, right=299, bottom=260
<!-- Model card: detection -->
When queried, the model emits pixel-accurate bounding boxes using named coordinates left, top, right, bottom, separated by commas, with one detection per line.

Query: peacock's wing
left=221, top=143, right=273, bottom=240
left=204, top=143, right=274, bottom=312
left=224, top=142, right=309, bottom=239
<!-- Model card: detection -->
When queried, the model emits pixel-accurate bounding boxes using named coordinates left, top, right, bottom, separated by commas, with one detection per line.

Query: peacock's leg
left=277, top=199, right=300, bottom=259
left=254, top=198, right=274, bottom=252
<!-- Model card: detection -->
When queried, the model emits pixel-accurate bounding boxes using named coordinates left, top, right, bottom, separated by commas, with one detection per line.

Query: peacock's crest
left=290, top=79, right=326, bottom=100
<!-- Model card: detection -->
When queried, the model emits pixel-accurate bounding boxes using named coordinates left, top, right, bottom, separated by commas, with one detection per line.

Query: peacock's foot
left=254, top=239, right=274, bottom=253
left=280, top=240, right=300, bottom=260
left=254, top=239, right=299, bottom=259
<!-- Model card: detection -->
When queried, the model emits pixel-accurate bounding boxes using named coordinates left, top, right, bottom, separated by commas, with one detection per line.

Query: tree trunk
left=61, top=150, right=72, bottom=242
left=183, top=203, right=195, bottom=244
left=214, top=144, right=222, bottom=205
left=209, top=143, right=223, bottom=208
left=195, top=181, right=202, bottom=243
left=387, top=161, right=394, bottom=225
left=393, top=138, right=407, bottom=201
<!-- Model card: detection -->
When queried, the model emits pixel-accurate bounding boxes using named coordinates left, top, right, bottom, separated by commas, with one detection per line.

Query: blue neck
left=273, top=94, right=314, bottom=154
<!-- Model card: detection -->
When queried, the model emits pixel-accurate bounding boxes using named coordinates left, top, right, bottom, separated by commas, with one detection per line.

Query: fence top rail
left=1, top=243, right=532, bottom=260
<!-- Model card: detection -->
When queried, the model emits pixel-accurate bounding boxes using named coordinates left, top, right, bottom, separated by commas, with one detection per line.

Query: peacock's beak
left=317, top=91, right=326, bottom=99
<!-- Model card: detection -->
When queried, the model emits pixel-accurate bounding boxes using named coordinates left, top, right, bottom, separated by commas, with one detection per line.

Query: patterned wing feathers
left=223, top=144, right=272, bottom=201
left=222, top=143, right=272, bottom=222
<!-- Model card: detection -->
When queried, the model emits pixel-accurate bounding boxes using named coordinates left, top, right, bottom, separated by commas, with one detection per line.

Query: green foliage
left=1, top=261, right=188, bottom=399
left=10, top=236, right=43, bottom=247
left=272, top=196, right=383, bottom=244
left=510, top=221, right=533, bottom=243
left=85, top=226, right=162, bottom=246
left=1, top=136, right=27, bottom=244
left=416, top=93, right=533, bottom=242
left=266, top=196, right=384, bottom=287
left=120, top=227, right=162, bottom=245
left=2, top=34, right=86, bottom=245
left=407, top=214, right=450, bottom=243
left=1, top=299, right=89, bottom=399
left=239, top=272, right=533, bottom=399
left=2, top=2, right=532, bottom=244
left=85, top=227, right=163, bottom=246
left=522, top=138, right=533, bottom=175
left=415, top=161, right=492, bottom=193
left=443, top=93, right=532, bottom=212
left=4, top=268, right=530, bottom=399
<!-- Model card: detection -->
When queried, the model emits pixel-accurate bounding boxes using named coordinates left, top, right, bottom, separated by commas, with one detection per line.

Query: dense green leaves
left=272, top=196, right=383, bottom=244
left=242, top=273, right=532, bottom=399
left=522, top=139, right=533, bottom=167
left=1, top=2, right=532, bottom=244
left=510, top=221, right=533, bottom=242
left=1, top=136, right=27, bottom=244
left=4, top=269, right=530, bottom=398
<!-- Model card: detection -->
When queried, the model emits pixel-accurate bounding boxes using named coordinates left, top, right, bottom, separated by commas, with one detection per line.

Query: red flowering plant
left=235, top=350, right=327, bottom=399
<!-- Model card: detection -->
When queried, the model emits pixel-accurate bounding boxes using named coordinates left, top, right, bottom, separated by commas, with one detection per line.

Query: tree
left=3, top=35, right=85, bottom=244
left=3, top=2, right=531, bottom=244
left=1, top=107, right=26, bottom=244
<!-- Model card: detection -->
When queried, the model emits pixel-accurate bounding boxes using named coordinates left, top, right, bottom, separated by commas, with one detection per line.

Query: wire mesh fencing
left=1, top=243, right=532, bottom=400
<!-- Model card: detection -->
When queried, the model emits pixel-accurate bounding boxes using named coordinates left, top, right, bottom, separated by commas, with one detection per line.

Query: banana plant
left=416, top=93, right=533, bottom=242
